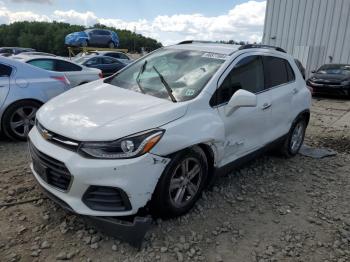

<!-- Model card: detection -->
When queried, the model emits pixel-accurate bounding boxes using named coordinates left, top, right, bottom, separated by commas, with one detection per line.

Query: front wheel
left=280, top=118, right=307, bottom=157
left=108, top=42, right=115, bottom=48
left=151, top=146, right=208, bottom=218
left=2, top=100, right=40, bottom=141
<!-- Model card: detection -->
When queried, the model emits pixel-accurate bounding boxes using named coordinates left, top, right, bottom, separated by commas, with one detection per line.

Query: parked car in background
left=28, top=42, right=311, bottom=225
left=16, top=56, right=102, bottom=87
left=65, top=29, right=119, bottom=48
left=15, top=52, right=57, bottom=57
left=294, top=59, right=306, bottom=79
left=0, top=47, right=35, bottom=57
left=75, top=55, right=126, bottom=77
left=307, top=64, right=350, bottom=97
left=0, top=56, right=70, bottom=140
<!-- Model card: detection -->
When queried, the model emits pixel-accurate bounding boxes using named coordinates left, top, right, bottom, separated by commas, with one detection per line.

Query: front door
left=213, top=54, right=272, bottom=166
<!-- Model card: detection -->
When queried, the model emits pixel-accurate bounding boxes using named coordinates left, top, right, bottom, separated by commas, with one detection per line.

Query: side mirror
left=225, top=89, right=257, bottom=116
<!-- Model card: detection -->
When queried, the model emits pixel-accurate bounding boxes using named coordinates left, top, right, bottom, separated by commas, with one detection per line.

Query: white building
left=262, top=0, right=350, bottom=77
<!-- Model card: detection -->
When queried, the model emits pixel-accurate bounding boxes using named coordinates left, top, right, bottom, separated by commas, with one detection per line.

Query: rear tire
left=280, top=117, right=307, bottom=157
left=2, top=100, right=41, bottom=141
left=151, top=146, right=208, bottom=218
left=108, top=42, right=115, bottom=48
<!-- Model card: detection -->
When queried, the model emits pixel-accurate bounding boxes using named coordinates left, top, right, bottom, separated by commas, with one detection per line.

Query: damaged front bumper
left=39, top=183, right=153, bottom=248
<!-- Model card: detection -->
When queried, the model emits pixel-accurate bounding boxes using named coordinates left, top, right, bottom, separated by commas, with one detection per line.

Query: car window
left=102, top=57, right=117, bottom=64
left=263, top=56, right=294, bottom=88
left=27, top=59, right=55, bottom=71
left=0, top=63, right=12, bottom=77
left=107, top=48, right=225, bottom=102
left=119, top=53, right=129, bottom=60
left=210, top=55, right=264, bottom=106
left=106, top=53, right=119, bottom=58
left=85, top=57, right=100, bottom=66
left=56, top=60, right=82, bottom=72
left=0, top=49, right=13, bottom=54
left=99, top=30, right=110, bottom=36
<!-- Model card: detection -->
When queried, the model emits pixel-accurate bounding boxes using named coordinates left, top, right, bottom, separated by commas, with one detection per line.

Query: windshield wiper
left=152, top=66, right=177, bottom=102
left=135, top=60, right=147, bottom=94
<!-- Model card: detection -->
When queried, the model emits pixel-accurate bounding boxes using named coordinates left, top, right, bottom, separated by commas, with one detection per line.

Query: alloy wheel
left=290, top=121, right=305, bottom=153
left=169, top=157, right=203, bottom=208
left=10, top=106, right=37, bottom=138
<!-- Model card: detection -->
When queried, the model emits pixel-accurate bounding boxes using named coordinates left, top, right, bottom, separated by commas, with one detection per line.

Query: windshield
left=317, top=65, right=350, bottom=75
left=106, top=48, right=226, bottom=102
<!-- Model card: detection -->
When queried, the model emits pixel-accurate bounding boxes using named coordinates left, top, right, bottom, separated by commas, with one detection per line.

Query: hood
left=37, top=81, right=188, bottom=141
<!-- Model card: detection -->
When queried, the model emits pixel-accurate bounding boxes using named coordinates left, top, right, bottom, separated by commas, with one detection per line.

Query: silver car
left=0, top=56, right=71, bottom=140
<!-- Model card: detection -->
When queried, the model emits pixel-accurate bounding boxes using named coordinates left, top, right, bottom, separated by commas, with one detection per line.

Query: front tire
left=151, top=146, right=208, bottom=218
left=2, top=100, right=40, bottom=141
left=280, top=118, right=307, bottom=157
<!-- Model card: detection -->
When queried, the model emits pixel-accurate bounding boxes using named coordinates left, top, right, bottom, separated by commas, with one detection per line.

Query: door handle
left=261, top=102, right=271, bottom=110
left=0, top=85, right=5, bottom=88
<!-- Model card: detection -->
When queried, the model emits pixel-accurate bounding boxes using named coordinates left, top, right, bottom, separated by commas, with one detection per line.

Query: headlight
left=341, top=80, right=350, bottom=86
left=79, top=129, right=164, bottom=159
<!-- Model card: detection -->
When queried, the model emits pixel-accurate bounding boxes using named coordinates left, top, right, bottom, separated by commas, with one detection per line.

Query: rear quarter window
left=263, top=56, right=295, bottom=88
left=56, top=60, right=82, bottom=72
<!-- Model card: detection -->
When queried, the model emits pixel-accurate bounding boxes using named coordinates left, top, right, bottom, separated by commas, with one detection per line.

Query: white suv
left=29, top=42, right=311, bottom=221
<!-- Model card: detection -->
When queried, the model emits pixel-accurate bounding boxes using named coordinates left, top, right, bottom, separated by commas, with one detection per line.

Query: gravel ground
left=0, top=97, right=349, bottom=262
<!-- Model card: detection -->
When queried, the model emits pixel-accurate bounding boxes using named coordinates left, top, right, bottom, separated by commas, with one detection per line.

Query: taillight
left=99, top=72, right=103, bottom=78
left=51, top=76, right=70, bottom=87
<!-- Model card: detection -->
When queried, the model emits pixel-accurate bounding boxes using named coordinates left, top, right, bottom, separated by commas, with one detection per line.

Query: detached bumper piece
left=38, top=183, right=152, bottom=248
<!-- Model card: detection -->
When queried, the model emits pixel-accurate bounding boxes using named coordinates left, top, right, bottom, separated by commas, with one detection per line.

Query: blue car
left=65, top=29, right=119, bottom=48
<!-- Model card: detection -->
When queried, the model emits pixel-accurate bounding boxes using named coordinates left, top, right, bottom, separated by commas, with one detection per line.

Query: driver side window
left=0, top=64, right=12, bottom=77
left=210, top=55, right=264, bottom=106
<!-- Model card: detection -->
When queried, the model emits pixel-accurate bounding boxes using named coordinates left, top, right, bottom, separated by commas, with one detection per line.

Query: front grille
left=29, top=141, right=72, bottom=191
left=36, top=121, right=80, bottom=151
left=83, top=186, right=132, bottom=212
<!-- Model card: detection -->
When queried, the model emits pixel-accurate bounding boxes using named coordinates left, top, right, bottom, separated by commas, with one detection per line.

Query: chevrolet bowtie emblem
left=42, top=129, right=53, bottom=140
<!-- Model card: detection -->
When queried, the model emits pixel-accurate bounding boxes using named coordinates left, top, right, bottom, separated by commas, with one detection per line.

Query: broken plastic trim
left=37, top=183, right=153, bottom=248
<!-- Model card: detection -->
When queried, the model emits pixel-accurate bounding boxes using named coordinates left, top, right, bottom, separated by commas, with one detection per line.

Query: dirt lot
left=0, top=97, right=349, bottom=262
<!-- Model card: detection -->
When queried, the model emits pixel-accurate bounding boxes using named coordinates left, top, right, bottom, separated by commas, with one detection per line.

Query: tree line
left=0, top=21, right=163, bottom=56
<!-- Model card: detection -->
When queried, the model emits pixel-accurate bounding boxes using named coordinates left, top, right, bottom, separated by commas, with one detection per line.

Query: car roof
left=168, top=42, right=241, bottom=55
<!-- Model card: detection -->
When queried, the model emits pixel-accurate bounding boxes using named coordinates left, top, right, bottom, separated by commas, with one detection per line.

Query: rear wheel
left=151, top=146, right=208, bottom=218
left=2, top=100, right=40, bottom=141
left=280, top=118, right=307, bottom=157
left=108, top=42, right=115, bottom=48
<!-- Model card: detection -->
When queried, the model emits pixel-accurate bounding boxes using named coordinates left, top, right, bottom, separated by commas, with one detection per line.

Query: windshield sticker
left=185, top=89, right=195, bottom=96
left=202, top=53, right=228, bottom=60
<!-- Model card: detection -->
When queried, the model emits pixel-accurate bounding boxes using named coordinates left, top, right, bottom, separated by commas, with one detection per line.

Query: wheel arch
left=1, top=98, right=43, bottom=127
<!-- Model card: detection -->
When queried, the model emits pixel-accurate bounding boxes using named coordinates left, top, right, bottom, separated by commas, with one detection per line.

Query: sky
left=0, top=0, right=267, bottom=45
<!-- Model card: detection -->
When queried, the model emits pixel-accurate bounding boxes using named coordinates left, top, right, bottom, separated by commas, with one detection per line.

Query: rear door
left=262, top=55, right=296, bottom=141
left=213, top=54, right=272, bottom=166
left=0, top=63, right=12, bottom=108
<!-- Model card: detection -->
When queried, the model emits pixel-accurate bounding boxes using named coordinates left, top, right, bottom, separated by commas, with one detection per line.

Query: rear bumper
left=37, top=181, right=152, bottom=248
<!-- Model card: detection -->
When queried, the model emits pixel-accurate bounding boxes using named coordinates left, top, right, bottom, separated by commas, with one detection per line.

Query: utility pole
left=133, top=26, right=136, bottom=53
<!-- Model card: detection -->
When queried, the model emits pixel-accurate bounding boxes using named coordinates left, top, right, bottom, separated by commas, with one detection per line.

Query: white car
left=0, top=56, right=71, bottom=140
left=14, top=55, right=102, bottom=87
left=28, top=42, right=311, bottom=223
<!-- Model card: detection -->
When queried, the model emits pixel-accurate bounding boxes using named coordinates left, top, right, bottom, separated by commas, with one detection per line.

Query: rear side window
left=263, top=56, right=295, bottom=88
left=27, top=59, right=55, bottom=71
left=103, top=57, right=118, bottom=64
left=0, top=64, right=12, bottom=77
left=56, top=60, right=82, bottom=72
left=210, top=55, right=264, bottom=106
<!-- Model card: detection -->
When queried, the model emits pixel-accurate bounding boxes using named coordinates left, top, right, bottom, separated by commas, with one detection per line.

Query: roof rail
left=177, top=40, right=218, bottom=45
left=238, top=44, right=286, bottom=53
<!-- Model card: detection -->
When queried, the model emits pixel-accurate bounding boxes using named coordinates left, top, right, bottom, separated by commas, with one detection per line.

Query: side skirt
left=212, top=134, right=287, bottom=179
